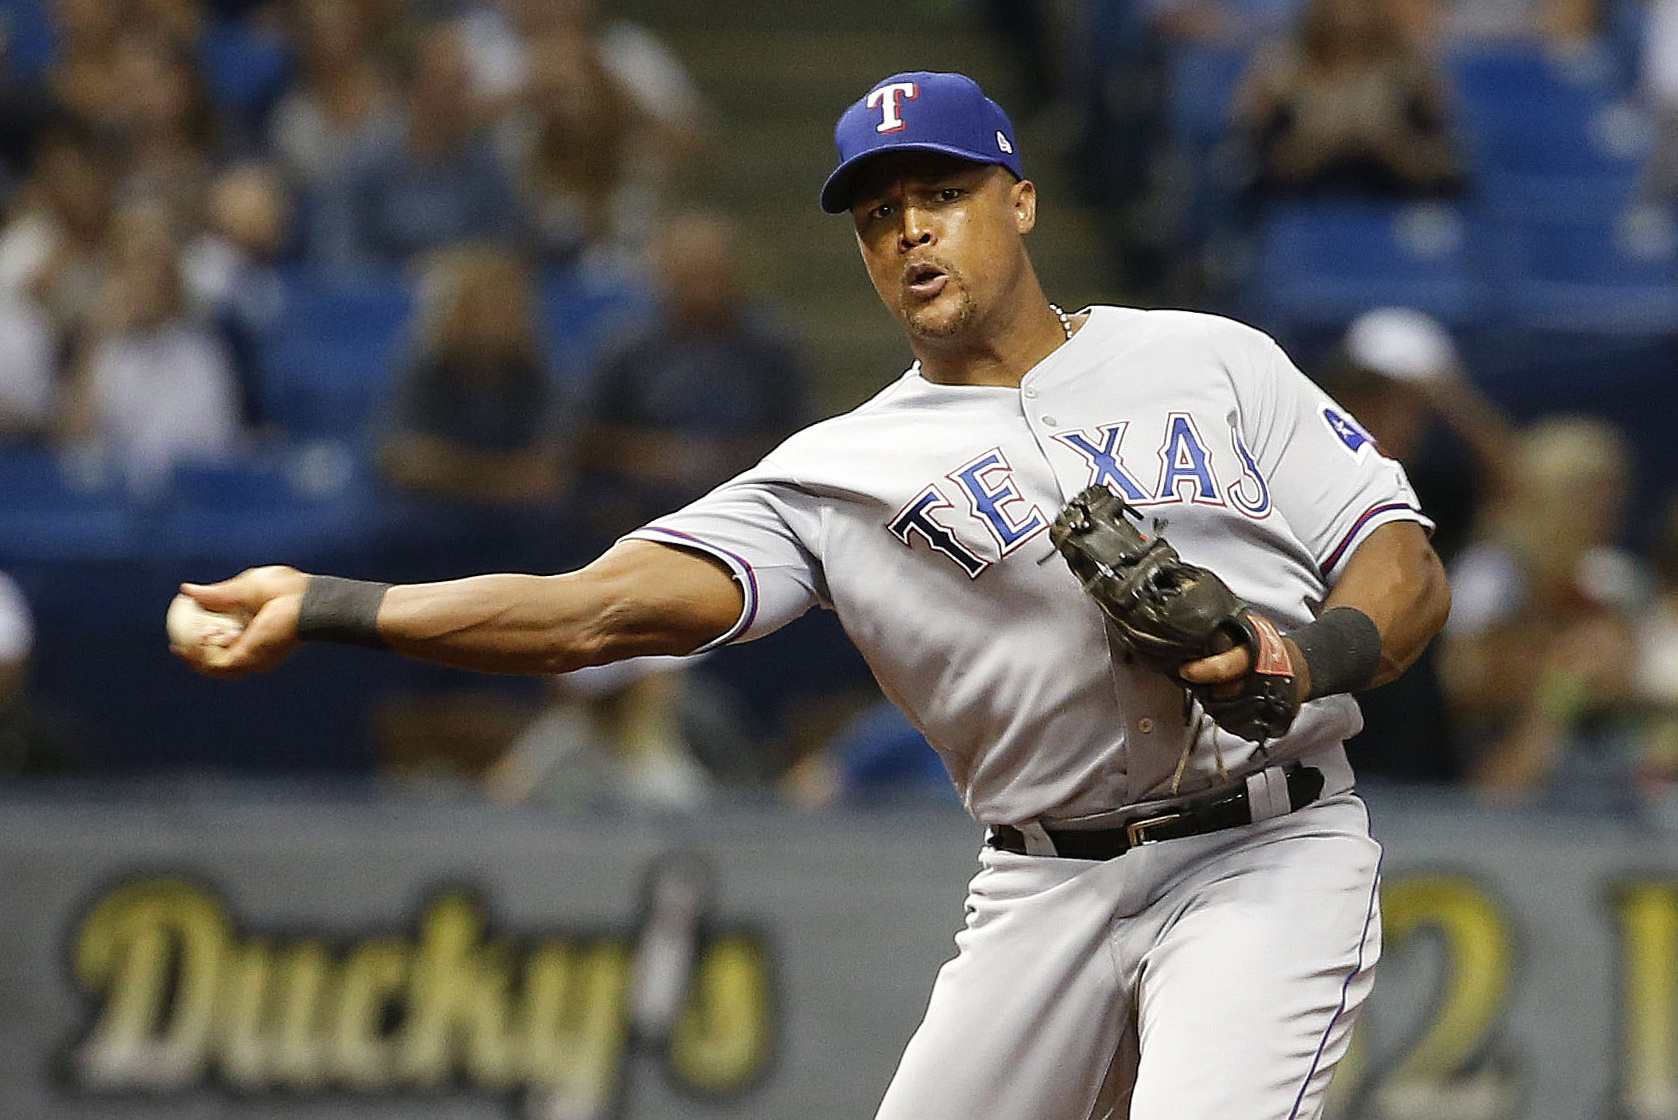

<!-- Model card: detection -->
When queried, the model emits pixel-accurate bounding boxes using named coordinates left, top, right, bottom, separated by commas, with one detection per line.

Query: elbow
left=1420, top=544, right=1453, bottom=644
left=1369, top=539, right=1453, bottom=688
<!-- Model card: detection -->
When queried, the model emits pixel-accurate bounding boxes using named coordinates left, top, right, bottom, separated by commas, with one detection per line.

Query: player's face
left=848, top=153, right=1036, bottom=343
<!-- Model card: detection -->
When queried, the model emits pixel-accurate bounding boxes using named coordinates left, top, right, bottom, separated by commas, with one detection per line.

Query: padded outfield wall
left=0, top=783, right=1673, bottom=1120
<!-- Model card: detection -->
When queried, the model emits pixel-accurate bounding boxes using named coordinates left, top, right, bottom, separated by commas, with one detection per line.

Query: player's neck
left=912, top=295, right=1079, bottom=388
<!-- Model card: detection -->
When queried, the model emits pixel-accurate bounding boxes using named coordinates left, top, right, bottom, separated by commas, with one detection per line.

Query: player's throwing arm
left=170, top=541, right=747, bottom=680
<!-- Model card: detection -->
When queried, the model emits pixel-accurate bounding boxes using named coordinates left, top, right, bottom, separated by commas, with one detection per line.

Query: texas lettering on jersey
left=888, top=416, right=1272, bottom=577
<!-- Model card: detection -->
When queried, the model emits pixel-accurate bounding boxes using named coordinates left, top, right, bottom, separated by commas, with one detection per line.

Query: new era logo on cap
left=820, top=71, right=1023, bottom=213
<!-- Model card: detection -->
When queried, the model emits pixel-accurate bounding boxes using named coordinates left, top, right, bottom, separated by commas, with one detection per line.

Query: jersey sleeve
left=1239, top=334, right=1433, bottom=581
left=623, top=457, right=826, bottom=652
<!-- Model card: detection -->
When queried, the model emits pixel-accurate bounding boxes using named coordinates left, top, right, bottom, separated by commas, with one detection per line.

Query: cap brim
left=819, top=143, right=1012, bottom=214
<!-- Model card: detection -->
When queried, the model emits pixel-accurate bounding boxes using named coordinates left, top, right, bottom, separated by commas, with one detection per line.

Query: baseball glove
left=1048, top=484, right=1300, bottom=743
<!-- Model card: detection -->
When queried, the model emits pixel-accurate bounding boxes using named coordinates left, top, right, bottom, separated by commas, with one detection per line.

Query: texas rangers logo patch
left=1322, top=407, right=1374, bottom=458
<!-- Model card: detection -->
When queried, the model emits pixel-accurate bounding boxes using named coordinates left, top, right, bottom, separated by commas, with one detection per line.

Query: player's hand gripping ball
left=1049, top=485, right=1301, bottom=742
left=166, top=593, right=249, bottom=658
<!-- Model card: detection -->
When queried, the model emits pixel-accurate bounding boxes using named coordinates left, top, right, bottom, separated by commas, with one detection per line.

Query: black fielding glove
left=1049, top=485, right=1303, bottom=743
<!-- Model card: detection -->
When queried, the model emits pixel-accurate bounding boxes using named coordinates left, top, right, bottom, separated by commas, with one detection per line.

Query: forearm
left=376, top=571, right=647, bottom=674
left=376, top=540, right=741, bottom=673
left=371, top=573, right=596, bottom=673
left=1322, top=520, right=1451, bottom=687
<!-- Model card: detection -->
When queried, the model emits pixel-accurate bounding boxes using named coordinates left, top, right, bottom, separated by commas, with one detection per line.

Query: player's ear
left=1010, top=178, right=1037, bottom=235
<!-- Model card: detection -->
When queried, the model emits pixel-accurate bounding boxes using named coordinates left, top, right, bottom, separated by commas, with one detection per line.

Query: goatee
left=903, top=291, right=977, bottom=340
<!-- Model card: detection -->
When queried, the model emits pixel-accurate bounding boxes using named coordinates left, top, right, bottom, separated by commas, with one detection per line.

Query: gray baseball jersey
left=628, top=306, right=1429, bottom=826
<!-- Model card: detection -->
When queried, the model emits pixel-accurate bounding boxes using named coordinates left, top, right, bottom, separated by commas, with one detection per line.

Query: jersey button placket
left=1138, top=717, right=1155, bottom=734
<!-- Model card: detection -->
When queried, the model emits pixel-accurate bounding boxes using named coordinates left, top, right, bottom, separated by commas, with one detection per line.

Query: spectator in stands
left=0, top=571, right=82, bottom=776
left=0, top=127, right=117, bottom=341
left=267, top=0, right=402, bottom=269
left=456, top=0, right=705, bottom=236
left=181, top=163, right=289, bottom=428
left=1150, top=0, right=1307, bottom=45
left=376, top=244, right=571, bottom=578
left=57, top=204, right=242, bottom=493
left=1637, top=0, right=1678, bottom=209
left=500, top=30, right=640, bottom=264
left=456, top=0, right=705, bottom=153
left=1637, top=498, right=1678, bottom=816
left=1325, top=307, right=1517, bottom=563
left=579, top=212, right=810, bottom=538
left=46, top=0, right=126, bottom=137
left=1235, top=0, right=1463, bottom=198
left=379, top=244, right=567, bottom=508
left=485, top=658, right=717, bottom=811
left=1444, top=416, right=1657, bottom=811
left=0, top=289, right=56, bottom=444
left=146, top=0, right=207, bottom=44
left=1313, top=308, right=1519, bottom=784
left=106, top=37, right=219, bottom=226
left=343, top=25, right=521, bottom=268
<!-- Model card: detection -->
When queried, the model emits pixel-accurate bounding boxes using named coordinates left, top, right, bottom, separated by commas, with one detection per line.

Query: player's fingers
left=185, top=594, right=303, bottom=678
left=224, top=605, right=299, bottom=672
left=1179, top=646, right=1250, bottom=684
left=179, top=580, right=246, bottom=612
left=182, top=565, right=308, bottom=614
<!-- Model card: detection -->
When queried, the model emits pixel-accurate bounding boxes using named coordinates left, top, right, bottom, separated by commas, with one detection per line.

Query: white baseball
left=166, top=593, right=249, bottom=651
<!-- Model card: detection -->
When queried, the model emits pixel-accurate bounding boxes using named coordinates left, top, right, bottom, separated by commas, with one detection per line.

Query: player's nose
left=897, top=210, right=935, bottom=251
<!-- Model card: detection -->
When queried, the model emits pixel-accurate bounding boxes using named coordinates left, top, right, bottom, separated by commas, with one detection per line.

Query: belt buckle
left=1125, top=812, right=1182, bottom=848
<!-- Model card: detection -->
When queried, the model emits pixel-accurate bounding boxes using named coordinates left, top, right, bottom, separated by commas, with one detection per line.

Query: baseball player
left=179, top=72, right=1450, bottom=1119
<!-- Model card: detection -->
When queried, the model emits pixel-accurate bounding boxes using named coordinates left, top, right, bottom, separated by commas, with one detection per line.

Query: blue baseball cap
left=819, top=71, right=1023, bottom=214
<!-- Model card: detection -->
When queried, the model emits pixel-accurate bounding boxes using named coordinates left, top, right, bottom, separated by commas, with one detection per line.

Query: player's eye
left=938, top=187, right=964, bottom=202
left=867, top=203, right=894, bottom=221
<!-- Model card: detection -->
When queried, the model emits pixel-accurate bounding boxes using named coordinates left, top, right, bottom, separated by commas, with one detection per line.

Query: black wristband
left=296, top=576, right=391, bottom=649
left=1285, top=606, right=1382, bottom=700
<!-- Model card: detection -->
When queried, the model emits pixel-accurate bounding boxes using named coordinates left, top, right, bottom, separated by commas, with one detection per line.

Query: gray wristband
left=296, top=576, right=390, bottom=649
left=1286, top=606, right=1382, bottom=700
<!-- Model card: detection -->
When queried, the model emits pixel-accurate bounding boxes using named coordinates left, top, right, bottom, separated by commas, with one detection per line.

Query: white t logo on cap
left=996, top=131, right=1013, bottom=154
left=867, top=82, right=919, bottom=133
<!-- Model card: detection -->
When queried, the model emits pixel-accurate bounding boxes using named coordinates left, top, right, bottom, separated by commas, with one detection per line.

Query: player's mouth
left=903, top=261, right=950, bottom=300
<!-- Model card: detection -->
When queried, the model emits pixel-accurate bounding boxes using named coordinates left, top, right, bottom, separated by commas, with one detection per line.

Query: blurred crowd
left=0, top=0, right=719, bottom=486
left=1307, top=307, right=1678, bottom=819
left=993, top=0, right=1677, bottom=300
left=0, top=0, right=831, bottom=807
left=0, top=0, right=1673, bottom=820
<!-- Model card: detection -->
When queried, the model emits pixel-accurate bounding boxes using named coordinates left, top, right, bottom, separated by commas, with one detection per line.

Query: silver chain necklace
left=1048, top=303, right=1074, bottom=342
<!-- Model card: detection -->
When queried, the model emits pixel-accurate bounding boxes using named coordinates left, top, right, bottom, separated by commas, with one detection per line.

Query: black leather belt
left=987, top=764, right=1326, bottom=860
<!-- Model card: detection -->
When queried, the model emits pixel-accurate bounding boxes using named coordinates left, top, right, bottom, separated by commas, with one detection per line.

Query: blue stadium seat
left=274, top=267, right=414, bottom=346
left=153, top=444, right=377, bottom=568
left=1479, top=168, right=1641, bottom=222
left=1448, top=45, right=1647, bottom=191
left=831, top=699, right=955, bottom=805
left=258, top=269, right=414, bottom=438
left=0, top=446, right=137, bottom=563
left=260, top=335, right=395, bottom=439
left=1494, top=209, right=1678, bottom=331
left=198, top=17, right=293, bottom=128
left=1167, top=45, right=1251, bottom=149
left=1245, top=201, right=1491, bottom=326
left=540, top=262, right=656, bottom=391
left=0, top=0, right=56, bottom=78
